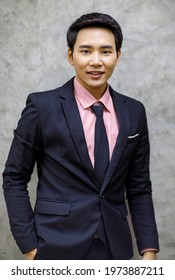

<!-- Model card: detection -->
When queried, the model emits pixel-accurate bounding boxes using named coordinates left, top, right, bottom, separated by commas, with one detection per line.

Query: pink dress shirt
left=74, top=77, right=119, bottom=167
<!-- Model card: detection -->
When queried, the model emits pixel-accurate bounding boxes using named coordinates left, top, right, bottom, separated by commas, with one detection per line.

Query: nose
left=89, top=52, right=103, bottom=66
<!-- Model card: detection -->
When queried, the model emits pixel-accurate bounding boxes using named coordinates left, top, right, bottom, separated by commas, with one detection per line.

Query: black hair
left=67, top=12, right=123, bottom=53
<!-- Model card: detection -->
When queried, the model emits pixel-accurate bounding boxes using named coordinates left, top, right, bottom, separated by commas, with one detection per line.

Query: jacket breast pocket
left=35, top=200, right=71, bottom=216
left=127, top=133, right=139, bottom=144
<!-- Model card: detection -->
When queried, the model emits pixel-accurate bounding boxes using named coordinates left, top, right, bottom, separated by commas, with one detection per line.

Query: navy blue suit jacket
left=3, top=78, right=159, bottom=259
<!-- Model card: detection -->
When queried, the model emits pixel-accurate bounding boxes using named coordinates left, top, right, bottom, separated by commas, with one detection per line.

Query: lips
left=87, top=71, right=104, bottom=79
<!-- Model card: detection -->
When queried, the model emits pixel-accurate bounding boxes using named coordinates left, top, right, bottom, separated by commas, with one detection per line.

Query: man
left=2, top=12, right=159, bottom=260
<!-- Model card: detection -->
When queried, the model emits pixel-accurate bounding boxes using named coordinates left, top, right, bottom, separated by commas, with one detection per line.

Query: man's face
left=67, top=27, right=121, bottom=98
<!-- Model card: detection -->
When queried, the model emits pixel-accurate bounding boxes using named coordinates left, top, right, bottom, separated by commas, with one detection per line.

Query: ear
left=67, top=48, right=74, bottom=66
left=116, top=49, right=121, bottom=66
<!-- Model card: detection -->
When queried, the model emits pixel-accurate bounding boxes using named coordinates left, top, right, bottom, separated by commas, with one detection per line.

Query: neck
left=75, top=78, right=107, bottom=100
left=90, top=87, right=107, bottom=100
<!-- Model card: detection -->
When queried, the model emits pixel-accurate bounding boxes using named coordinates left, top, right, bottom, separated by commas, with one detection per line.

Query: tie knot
left=91, top=103, right=104, bottom=117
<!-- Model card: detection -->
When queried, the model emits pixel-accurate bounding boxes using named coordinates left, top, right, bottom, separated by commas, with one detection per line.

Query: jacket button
left=101, top=194, right=105, bottom=199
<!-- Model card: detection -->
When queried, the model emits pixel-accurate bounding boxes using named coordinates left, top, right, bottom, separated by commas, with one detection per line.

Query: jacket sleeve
left=125, top=102, right=159, bottom=255
left=2, top=93, right=42, bottom=254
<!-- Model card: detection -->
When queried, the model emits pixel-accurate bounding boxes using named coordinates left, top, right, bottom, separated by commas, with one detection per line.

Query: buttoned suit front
left=3, top=78, right=159, bottom=259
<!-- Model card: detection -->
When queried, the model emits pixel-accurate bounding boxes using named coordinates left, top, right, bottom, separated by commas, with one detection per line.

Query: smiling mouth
left=87, top=71, right=104, bottom=78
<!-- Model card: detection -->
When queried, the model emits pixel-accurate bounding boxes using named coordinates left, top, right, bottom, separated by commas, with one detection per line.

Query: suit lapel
left=101, top=88, right=130, bottom=191
left=59, top=79, right=98, bottom=186
left=59, top=80, right=130, bottom=190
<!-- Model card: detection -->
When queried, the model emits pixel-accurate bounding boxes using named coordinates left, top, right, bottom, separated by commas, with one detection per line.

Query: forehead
left=75, top=27, right=115, bottom=46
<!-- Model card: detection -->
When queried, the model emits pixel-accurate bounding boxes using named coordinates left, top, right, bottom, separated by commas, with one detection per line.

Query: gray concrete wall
left=0, top=0, right=175, bottom=259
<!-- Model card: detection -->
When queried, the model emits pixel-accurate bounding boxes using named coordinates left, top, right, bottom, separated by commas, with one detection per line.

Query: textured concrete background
left=0, top=0, right=175, bottom=259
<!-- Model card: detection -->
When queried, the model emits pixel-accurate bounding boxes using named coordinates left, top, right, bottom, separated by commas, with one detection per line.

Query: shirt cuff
left=141, top=248, right=159, bottom=255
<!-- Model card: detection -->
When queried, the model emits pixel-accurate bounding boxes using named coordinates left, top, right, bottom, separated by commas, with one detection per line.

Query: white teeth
left=89, top=72, right=102, bottom=75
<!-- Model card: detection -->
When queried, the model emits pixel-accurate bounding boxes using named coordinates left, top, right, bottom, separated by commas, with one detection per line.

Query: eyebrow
left=78, top=45, right=114, bottom=49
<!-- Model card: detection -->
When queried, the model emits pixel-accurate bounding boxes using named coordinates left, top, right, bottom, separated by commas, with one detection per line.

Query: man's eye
left=103, top=50, right=112, bottom=54
left=81, top=50, right=90, bottom=54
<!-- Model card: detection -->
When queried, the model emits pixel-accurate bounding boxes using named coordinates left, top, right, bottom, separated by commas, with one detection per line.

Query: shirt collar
left=74, top=77, right=112, bottom=112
